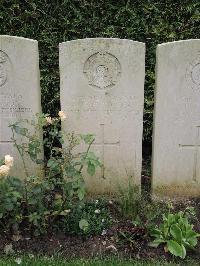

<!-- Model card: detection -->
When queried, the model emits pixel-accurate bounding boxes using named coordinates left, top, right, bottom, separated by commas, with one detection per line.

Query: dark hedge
left=0, top=0, right=199, bottom=143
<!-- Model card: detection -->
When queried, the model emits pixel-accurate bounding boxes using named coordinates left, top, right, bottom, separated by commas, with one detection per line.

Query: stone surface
left=0, top=35, right=42, bottom=178
left=59, top=38, right=145, bottom=193
left=152, top=39, right=200, bottom=197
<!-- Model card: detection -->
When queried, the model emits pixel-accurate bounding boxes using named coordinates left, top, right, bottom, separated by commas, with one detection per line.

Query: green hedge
left=0, top=0, right=199, bottom=142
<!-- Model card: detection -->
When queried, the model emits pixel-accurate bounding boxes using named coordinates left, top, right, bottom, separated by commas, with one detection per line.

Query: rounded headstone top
left=0, top=35, right=38, bottom=43
left=59, top=38, right=145, bottom=47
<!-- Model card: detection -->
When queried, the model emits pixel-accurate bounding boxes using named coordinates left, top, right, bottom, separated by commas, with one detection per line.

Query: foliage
left=117, top=181, right=170, bottom=252
left=0, top=0, right=199, bottom=143
left=0, top=113, right=102, bottom=236
left=117, top=180, right=167, bottom=229
left=150, top=204, right=200, bottom=259
left=9, top=113, right=101, bottom=200
left=118, top=184, right=200, bottom=258
left=55, top=198, right=112, bottom=236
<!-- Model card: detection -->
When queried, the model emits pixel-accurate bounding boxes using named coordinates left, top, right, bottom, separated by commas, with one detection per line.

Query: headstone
left=59, top=38, right=145, bottom=193
left=152, top=39, right=200, bottom=198
left=0, top=35, right=42, bottom=178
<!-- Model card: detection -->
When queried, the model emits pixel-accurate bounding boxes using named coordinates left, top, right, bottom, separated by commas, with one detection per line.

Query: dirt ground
left=0, top=197, right=199, bottom=263
left=0, top=157, right=199, bottom=263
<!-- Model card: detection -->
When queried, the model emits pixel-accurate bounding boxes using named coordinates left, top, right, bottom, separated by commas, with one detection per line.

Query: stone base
left=152, top=183, right=200, bottom=199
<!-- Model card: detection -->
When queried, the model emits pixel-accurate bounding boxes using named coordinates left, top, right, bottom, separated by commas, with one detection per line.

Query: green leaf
left=11, top=191, right=21, bottom=199
left=79, top=219, right=89, bottom=232
left=167, top=240, right=185, bottom=258
left=59, top=210, right=71, bottom=216
left=148, top=239, right=165, bottom=248
left=13, top=126, right=28, bottom=136
left=87, top=162, right=95, bottom=176
left=186, top=230, right=200, bottom=240
left=77, top=187, right=85, bottom=201
left=150, top=228, right=162, bottom=238
left=163, top=224, right=169, bottom=238
left=170, top=224, right=182, bottom=243
left=80, top=134, right=95, bottom=144
left=47, top=159, right=55, bottom=167
left=181, top=244, right=186, bottom=259
left=5, top=202, right=14, bottom=211
left=167, top=213, right=176, bottom=225
left=187, top=236, right=198, bottom=247
left=47, top=159, right=59, bottom=170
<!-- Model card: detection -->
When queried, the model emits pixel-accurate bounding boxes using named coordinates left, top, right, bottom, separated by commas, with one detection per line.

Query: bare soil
left=0, top=197, right=199, bottom=263
left=0, top=157, right=199, bottom=262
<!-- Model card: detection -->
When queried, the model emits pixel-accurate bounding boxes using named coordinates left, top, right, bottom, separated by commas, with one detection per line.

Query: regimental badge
left=83, top=51, right=121, bottom=90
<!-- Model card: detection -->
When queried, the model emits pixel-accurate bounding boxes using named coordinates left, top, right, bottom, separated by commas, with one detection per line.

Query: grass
left=0, top=256, right=199, bottom=266
left=117, top=178, right=167, bottom=225
left=118, top=179, right=141, bottom=220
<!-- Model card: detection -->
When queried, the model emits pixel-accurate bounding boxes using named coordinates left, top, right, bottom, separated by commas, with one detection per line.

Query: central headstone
left=59, top=38, right=145, bottom=193
left=0, top=36, right=42, bottom=178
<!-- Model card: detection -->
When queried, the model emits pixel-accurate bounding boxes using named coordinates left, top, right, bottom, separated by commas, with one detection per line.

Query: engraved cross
left=179, top=126, right=200, bottom=182
left=93, top=123, right=120, bottom=178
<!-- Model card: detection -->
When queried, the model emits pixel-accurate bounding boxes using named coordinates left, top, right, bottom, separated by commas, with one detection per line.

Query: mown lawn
left=0, top=256, right=199, bottom=266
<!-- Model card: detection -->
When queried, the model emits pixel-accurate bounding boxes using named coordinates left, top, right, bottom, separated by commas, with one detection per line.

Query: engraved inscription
left=83, top=51, right=121, bottom=89
left=0, top=50, right=10, bottom=87
left=186, top=55, right=200, bottom=90
left=0, top=93, right=32, bottom=117
left=64, top=96, right=136, bottom=113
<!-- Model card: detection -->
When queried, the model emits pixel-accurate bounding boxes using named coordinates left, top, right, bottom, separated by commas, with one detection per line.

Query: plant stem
left=11, top=127, right=29, bottom=209
left=78, top=138, right=94, bottom=173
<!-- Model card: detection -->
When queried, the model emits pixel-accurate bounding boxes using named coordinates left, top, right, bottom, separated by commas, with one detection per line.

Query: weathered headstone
left=0, top=35, right=42, bottom=178
left=152, top=39, right=200, bottom=197
left=59, top=38, right=145, bottom=193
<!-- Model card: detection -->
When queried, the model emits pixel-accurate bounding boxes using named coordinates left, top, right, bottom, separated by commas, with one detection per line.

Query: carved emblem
left=186, top=55, right=200, bottom=90
left=0, top=50, right=9, bottom=87
left=83, top=51, right=121, bottom=89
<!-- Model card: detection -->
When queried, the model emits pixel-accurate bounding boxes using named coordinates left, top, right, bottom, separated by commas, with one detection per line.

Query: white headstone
left=0, top=36, right=42, bottom=178
left=152, top=39, right=200, bottom=197
left=59, top=38, right=145, bottom=193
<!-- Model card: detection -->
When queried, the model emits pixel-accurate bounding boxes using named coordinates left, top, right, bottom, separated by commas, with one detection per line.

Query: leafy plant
left=0, top=112, right=102, bottom=236
left=150, top=204, right=200, bottom=259
left=0, top=176, right=23, bottom=230
left=56, top=198, right=112, bottom=236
